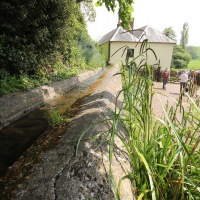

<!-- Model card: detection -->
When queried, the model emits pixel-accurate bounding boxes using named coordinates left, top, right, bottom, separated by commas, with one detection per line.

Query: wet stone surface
left=0, top=66, right=133, bottom=200
left=0, top=70, right=106, bottom=197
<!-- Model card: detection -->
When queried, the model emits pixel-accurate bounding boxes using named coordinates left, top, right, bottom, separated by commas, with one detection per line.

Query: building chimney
left=129, top=18, right=134, bottom=34
left=117, top=20, right=121, bottom=28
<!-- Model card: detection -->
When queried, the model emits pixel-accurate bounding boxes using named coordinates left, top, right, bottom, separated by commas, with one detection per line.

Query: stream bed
left=0, top=70, right=105, bottom=177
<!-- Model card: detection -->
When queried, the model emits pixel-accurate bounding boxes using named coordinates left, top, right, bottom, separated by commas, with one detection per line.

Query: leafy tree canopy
left=80, top=0, right=96, bottom=22
left=0, top=0, right=76, bottom=74
left=0, top=0, right=105, bottom=76
left=163, top=27, right=177, bottom=42
left=95, top=0, right=134, bottom=28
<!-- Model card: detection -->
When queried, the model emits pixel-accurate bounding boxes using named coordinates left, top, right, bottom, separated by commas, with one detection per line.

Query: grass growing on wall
left=46, top=109, right=64, bottom=127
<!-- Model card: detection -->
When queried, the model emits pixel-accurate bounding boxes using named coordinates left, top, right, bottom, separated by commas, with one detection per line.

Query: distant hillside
left=188, top=59, right=200, bottom=70
left=187, top=46, right=200, bottom=60
left=197, top=47, right=200, bottom=58
left=187, top=46, right=200, bottom=69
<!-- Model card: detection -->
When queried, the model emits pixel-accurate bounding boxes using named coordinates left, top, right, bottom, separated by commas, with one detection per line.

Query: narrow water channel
left=0, top=70, right=105, bottom=177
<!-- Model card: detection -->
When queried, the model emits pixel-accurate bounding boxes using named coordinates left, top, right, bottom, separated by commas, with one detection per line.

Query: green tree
left=77, top=0, right=134, bottom=28
left=63, top=12, right=105, bottom=69
left=180, top=22, right=189, bottom=49
left=0, top=0, right=76, bottom=74
left=81, top=0, right=96, bottom=22
left=172, top=46, right=191, bottom=69
left=0, top=0, right=104, bottom=76
left=95, top=0, right=134, bottom=28
left=163, top=27, right=177, bottom=42
left=186, top=46, right=199, bottom=59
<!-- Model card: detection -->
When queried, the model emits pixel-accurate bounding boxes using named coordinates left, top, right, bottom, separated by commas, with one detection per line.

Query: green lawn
left=188, top=59, right=200, bottom=70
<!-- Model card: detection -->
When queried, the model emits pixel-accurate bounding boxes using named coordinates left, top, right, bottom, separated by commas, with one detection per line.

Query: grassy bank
left=188, top=59, right=200, bottom=70
left=0, top=63, right=104, bottom=96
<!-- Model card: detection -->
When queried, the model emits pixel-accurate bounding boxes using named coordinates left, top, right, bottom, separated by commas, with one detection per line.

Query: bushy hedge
left=0, top=0, right=105, bottom=76
left=0, top=0, right=106, bottom=95
left=172, top=46, right=191, bottom=69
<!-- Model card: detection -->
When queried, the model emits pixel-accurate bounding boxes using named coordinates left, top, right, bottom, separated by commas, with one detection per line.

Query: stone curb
left=0, top=69, right=101, bottom=129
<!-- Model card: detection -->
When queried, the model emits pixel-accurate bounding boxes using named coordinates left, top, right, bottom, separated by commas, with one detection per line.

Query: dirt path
left=152, top=82, right=193, bottom=119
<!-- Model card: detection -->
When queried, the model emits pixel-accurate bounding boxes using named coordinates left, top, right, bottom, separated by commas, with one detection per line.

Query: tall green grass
left=77, top=41, right=200, bottom=199
left=109, top=41, right=200, bottom=199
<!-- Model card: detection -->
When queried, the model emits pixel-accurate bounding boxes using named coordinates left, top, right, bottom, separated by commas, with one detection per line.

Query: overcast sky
left=87, top=0, right=200, bottom=46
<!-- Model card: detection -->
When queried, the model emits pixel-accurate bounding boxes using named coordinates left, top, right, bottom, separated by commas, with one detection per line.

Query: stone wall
left=0, top=69, right=101, bottom=129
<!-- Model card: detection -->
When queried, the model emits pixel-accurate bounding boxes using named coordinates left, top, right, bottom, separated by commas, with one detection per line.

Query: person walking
left=162, top=68, right=169, bottom=90
left=179, top=70, right=188, bottom=93
left=188, top=70, right=196, bottom=96
left=195, top=70, right=200, bottom=97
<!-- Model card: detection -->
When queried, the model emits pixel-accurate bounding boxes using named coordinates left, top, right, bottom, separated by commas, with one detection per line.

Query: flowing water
left=0, top=70, right=105, bottom=177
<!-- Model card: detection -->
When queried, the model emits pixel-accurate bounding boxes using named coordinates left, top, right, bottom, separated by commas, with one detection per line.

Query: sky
left=87, top=0, right=200, bottom=46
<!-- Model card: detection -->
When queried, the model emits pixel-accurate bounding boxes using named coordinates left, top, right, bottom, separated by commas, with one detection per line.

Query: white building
left=97, top=21, right=176, bottom=70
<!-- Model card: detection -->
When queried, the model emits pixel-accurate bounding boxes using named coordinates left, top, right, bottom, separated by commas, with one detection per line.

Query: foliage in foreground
left=76, top=40, right=200, bottom=199
left=107, top=41, right=200, bottom=199
left=77, top=41, right=200, bottom=199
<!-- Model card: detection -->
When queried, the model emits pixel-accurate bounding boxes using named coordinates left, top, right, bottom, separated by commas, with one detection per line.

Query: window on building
left=127, top=48, right=134, bottom=58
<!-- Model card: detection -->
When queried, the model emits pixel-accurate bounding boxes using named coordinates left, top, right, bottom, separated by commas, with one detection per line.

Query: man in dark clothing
left=196, top=71, right=200, bottom=86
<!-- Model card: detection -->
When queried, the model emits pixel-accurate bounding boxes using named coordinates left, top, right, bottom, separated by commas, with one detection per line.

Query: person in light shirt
left=179, top=70, right=188, bottom=93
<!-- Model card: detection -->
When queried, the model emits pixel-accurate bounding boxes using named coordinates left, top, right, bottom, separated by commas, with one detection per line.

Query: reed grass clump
left=77, top=41, right=200, bottom=199
left=109, top=41, right=200, bottom=199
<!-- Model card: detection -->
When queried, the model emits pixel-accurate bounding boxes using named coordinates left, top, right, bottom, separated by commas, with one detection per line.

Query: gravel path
left=152, top=82, right=193, bottom=119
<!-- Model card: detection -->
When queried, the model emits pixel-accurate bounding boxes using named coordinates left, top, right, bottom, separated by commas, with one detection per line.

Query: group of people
left=162, top=68, right=200, bottom=96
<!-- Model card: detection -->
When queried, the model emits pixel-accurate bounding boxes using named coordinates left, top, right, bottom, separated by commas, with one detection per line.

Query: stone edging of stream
left=2, top=65, right=134, bottom=200
left=0, top=68, right=102, bottom=130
